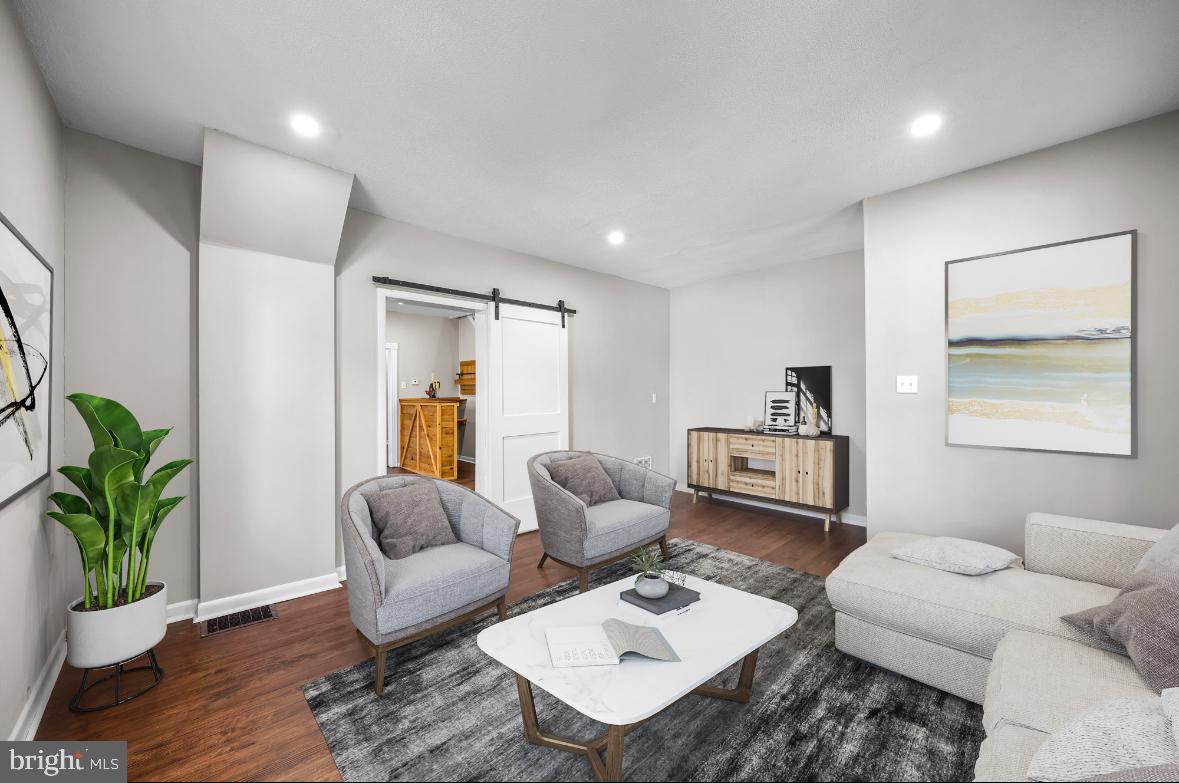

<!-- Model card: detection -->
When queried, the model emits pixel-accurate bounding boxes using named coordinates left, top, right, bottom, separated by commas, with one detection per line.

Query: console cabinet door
left=688, top=431, right=716, bottom=487
left=688, top=432, right=731, bottom=490
left=811, top=440, right=834, bottom=508
left=781, top=439, right=834, bottom=507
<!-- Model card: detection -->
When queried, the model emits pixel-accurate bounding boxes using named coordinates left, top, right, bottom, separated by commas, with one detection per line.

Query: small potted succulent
left=630, top=548, right=670, bottom=599
left=47, top=394, right=192, bottom=676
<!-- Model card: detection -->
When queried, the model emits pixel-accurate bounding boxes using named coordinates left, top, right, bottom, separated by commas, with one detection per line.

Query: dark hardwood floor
left=35, top=483, right=865, bottom=781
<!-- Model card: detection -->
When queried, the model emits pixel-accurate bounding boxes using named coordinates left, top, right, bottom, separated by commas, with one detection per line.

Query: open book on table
left=545, top=618, right=681, bottom=668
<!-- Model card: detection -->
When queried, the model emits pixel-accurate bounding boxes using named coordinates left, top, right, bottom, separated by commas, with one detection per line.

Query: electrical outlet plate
left=896, top=375, right=919, bottom=394
left=634, top=456, right=653, bottom=469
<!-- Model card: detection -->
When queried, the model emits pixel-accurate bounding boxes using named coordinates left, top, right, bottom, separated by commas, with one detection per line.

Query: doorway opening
left=381, top=297, right=479, bottom=489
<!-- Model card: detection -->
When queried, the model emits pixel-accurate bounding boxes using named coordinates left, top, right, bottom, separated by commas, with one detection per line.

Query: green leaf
left=147, top=459, right=192, bottom=497
left=59, top=466, right=108, bottom=520
left=70, top=393, right=144, bottom=455
left=46, top=512, right=106, bottom=568
left=147, top=496, right=183, bottom=543
left=88, top=445, right=138, bottom=499
left=49, top=492, right=91, bottom=516
left=137, top=428, right=172, bottom=480
left=115, top=482, right=159, bottom=553
left=137, top=496, right=183, bottom=592
left=65, top=394, right=114, bottom=450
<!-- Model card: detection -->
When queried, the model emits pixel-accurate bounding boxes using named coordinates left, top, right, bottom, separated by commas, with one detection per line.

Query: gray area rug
left=304, top=539, right=983, bottom=781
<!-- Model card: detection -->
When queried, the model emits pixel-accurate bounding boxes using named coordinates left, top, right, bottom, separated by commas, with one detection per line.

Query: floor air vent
left=200, top=604, right=279, bottom=637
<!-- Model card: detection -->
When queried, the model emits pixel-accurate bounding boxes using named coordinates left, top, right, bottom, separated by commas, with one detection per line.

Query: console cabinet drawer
left=726, top=435, right=777, bottom=458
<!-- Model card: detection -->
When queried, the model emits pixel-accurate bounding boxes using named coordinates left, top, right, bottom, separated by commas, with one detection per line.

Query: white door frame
left=375, top=288, right=488, bottom=490
left=385, top=342, right=399, bottom=467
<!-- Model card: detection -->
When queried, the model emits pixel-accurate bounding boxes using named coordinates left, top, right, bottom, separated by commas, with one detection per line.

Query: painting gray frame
left=944, top=229, right=1136, bottom=458
left=0, top=208, right=55, bottom=510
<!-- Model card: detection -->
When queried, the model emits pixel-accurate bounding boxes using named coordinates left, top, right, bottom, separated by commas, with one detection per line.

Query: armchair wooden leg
left=657, top=535, right=669, bottom=559
left=373, top=645, right=388, bottom=696
left=537, top=553, right=549, bottom=568
left=578, top=568, right=589, bottom=593
left=496, top=596, right=508, bottom=621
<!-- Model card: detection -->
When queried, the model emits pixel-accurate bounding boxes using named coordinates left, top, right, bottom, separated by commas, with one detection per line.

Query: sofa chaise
left=826, top=513, right=1167, bottom=781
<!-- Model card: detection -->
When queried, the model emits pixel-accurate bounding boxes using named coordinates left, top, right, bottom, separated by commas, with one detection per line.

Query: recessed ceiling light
left=606, top=230, right=626, bottom=246
left=290, top=113, right=321, bottom=138
left=909, top=113, right=943, bottom=137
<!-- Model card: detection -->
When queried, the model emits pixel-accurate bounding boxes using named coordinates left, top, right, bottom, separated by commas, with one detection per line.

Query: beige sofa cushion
left=984, top=631, right=1155, bottom=736
left=827, top=532, right=1120, bottom=659
left=974, top=721, right=1046, bottom=782
left=974, top=631, right=1156, bottom=782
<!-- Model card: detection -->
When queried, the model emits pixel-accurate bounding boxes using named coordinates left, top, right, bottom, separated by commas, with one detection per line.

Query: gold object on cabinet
left=399, top=398, right=460, bottom=480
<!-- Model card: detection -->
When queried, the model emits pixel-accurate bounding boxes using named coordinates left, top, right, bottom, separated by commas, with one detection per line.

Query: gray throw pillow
left=546, top=454, right=621, bottom=506
left=1137, top=523, right=1179, bottom=572
left=1062, top=564, right=1179, bottom=692
left=890, top=537, right=1020, bottom=575
left=365, top=481, right=457, bottom=560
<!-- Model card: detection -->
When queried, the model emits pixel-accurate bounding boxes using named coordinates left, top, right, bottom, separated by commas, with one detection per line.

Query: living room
left=2, top=2, right=1177, bottom=781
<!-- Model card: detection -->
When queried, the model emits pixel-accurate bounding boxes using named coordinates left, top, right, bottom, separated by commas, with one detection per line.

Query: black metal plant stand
left=69, top=648, right=165, bottom=712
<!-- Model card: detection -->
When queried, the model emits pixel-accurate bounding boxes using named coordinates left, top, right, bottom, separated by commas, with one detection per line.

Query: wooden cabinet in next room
left=687, top=427, right=849, bottom=531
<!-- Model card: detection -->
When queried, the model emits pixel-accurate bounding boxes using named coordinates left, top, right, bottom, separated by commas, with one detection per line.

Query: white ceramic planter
left=634, top=574, right=670, bottom=599
left=67, top=582, right=167, bottom=669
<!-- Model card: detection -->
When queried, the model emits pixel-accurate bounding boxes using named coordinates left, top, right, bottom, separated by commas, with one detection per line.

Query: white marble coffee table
left=476, top=574, right=798, bottom=781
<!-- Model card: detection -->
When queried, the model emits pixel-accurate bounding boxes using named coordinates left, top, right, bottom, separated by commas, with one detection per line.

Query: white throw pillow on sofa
left=1026, top=690, right=1179, bottom=782
left=890, top=537, right=1020, bottom=576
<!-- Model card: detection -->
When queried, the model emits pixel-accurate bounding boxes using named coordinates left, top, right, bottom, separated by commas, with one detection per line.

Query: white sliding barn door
left=482, top=303, right=569, bottom=532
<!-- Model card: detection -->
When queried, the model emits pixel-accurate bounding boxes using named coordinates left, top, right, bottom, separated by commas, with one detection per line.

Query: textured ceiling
left=15, top=1, right=1179, bottom=287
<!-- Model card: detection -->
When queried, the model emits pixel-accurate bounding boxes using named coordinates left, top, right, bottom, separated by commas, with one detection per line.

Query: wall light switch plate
left=651, top=393, right=657, bottom=404
left=896, top=375, right=919, bottom=394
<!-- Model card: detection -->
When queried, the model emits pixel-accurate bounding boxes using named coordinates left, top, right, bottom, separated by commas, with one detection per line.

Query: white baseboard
left=8, top=630, right=66, bottom=741
left=194, top=572, right=341, bottom=623
left=335, top=564, right=346, bottom=581
left=457, top=455, right=476, bottom=464
left=674, top=486, right=866, bottom=528
left=166, top=599, right=198, bottom=624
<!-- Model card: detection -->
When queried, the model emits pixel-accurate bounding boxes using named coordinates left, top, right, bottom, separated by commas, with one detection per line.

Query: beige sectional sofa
left=826, top=513, right=1167, bottom=781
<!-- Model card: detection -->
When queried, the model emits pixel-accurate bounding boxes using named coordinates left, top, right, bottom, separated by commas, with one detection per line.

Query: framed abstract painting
left=0, top=211, right=53, bottom=508
left=946, top=230, right=1135, bottom=457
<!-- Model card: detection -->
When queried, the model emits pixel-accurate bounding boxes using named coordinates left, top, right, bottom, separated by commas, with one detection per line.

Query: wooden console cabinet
left=399, top=398, right=461, bottom=480
left=687, top=427, right=849, bottom=531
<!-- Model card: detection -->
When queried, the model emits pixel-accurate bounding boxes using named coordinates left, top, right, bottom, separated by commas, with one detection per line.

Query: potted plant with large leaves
left=47, top=393, right=191, bottom=678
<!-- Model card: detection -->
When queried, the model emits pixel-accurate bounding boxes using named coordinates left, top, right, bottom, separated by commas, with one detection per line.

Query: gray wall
left=669, top=250, right=867, bottom=520
left=386, top=310, right=462, bottom=401
left=864, top=111, right=1179, bottom=553
left=0, top=0, right=69, bottom=739
left=62, top=130, right=201, bottom=606
left=337, top=209, right=671, bottom=556
left=197, top=132, right=351, bottom=609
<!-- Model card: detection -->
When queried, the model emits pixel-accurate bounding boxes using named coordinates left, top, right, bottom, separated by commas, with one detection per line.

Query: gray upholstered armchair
left=527, top=451, right=675, bottom=592
left=341, top=475, right=520, bottom=695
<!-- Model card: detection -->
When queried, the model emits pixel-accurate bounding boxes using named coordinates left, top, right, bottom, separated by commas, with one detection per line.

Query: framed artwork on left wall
left=0, top=210, right=53, bottom=509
